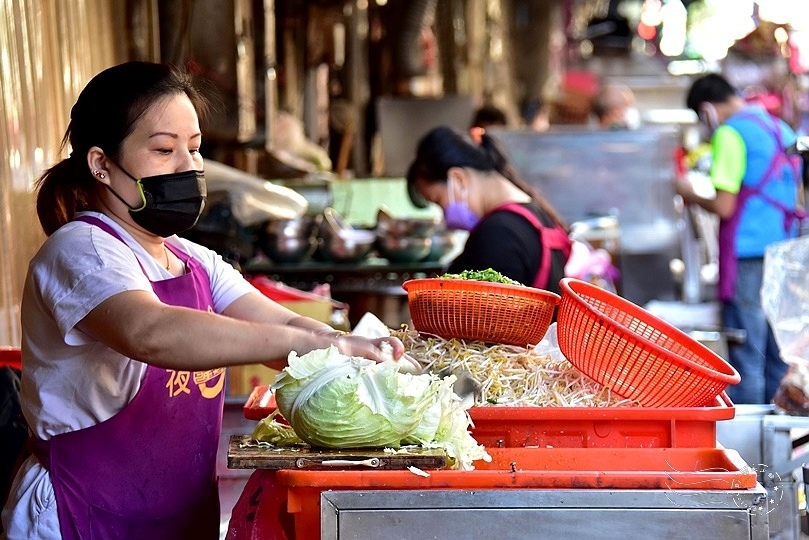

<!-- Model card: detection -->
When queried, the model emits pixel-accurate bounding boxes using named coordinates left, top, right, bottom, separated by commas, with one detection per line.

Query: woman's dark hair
left=686, top=73, right=737, bottom=113
left=36, top=61, right=212, bottom=235
left=470, top=105, right=507, bottom=129
left=406, top=126, right=567, bottom=229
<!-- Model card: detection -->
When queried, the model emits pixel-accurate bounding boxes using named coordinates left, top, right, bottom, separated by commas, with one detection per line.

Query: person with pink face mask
left=406, top=126, right=570, bottom=294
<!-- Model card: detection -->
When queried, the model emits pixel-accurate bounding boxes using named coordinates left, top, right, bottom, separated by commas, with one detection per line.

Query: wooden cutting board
left=228, top=435, right=448, bottom=470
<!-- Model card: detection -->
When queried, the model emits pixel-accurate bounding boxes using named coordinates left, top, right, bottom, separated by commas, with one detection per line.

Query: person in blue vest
left=676, top=73, right=804, bottom=404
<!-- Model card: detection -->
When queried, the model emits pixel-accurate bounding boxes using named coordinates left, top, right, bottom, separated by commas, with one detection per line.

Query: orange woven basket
left=402, top=278, right=559, bottom=347
left=557, top=278, right=740, bottom=407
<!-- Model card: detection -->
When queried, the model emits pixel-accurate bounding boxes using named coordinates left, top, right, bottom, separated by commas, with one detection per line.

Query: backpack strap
left=496, top=202, right=571, bottom=289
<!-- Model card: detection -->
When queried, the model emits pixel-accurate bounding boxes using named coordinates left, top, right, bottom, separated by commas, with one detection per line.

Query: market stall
left=224, top=276, right=772, bottom=539
left=227, top=439, right=767, bottom=539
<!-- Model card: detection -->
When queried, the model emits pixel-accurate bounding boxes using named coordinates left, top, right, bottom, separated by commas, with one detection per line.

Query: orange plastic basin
left=468, top=392, right=734, bottom=449
left=276, top=446, right=756, bottom=540
left=244, top=386, right=735, bottom=450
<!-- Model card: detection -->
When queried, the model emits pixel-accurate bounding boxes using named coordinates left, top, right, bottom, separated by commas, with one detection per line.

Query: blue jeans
left=723, top=258, right=787, bottom=404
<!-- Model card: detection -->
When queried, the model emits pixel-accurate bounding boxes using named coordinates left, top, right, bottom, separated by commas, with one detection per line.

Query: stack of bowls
left=374, top=208, right=441, bottom=263
left=423, top=225, right=460, bottom=262
left=317, top=208, right=376, bottom=263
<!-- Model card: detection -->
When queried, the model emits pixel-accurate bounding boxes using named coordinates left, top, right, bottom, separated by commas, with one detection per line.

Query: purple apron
left=494, top=203, right=572, bottom=289
left=717, top=113, right=803, bottom=301
left=30, top=216, right=224, bottom=539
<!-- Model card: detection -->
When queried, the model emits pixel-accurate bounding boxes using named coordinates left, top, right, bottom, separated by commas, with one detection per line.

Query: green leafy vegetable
left=251, top=410, right=304, bottom=447
left=441, top=268, right=523, bottom=286
left=263, top=345, right=491, bottom=470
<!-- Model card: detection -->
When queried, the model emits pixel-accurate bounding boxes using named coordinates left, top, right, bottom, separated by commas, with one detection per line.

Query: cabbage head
left=267, top=345, right=490, bottom=470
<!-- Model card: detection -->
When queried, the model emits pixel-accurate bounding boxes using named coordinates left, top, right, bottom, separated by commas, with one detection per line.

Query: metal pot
left=423, top=227, right=460, bottom=262
left=569, top=215, right=620, bottom=256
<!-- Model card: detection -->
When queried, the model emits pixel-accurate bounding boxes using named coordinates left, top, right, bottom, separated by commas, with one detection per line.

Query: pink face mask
left=443, top=177, right=480, bottom=230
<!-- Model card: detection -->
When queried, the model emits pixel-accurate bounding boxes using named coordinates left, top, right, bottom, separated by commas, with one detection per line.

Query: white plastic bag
left=533, top=323, right=568, bottom=362
left=762, top=236, right=809, bottom=364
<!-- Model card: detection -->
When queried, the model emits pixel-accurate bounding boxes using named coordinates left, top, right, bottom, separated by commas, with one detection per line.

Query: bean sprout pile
left=391, top=327, right=638, bottom=408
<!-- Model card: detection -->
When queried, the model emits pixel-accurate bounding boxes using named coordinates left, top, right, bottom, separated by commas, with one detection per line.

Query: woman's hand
left=333, top=334, right=422, bottom=374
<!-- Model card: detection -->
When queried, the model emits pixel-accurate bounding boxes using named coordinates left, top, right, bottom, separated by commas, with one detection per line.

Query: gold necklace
left=163, top=244, right=171, bottom=271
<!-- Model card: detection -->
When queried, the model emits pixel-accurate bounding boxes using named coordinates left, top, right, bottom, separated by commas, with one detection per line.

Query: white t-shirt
left=1, top=211, right=254, bottom=538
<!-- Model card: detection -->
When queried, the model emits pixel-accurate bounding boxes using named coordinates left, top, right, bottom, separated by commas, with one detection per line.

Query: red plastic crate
left=0, top=347, right=21, bottom=370
left=468, top=392, right=735, bottom=449
left=273, top=445, right=755, bottom=540
left=244, top=386, right=735, bottom=449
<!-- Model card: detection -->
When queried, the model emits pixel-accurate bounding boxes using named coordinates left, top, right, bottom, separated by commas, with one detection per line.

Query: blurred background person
left=521, top=97, right=551, bottom=132
left=591, top=83, right=639, bottom=130
left=675, top=73, right=803, bottom=404
left=469, top=104, right=508, bottom=131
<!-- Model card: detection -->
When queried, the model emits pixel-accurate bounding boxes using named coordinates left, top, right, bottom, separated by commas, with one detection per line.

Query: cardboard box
left=278, top=299, right=348, bottom=330
left=228, top=365, right=279, bottom=397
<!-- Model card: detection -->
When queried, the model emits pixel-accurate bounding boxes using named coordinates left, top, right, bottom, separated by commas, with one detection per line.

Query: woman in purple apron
left=2, top=62, right=412, bottom=539
left=29, top=216, right=224, bottom=539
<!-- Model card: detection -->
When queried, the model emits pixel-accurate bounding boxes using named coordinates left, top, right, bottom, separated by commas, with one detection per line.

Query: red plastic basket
left=402, top=278, right=559, bottom=347
left=557, top=278, right=740, bottom=407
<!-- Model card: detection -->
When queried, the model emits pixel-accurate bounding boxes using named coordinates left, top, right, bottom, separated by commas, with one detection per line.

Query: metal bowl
left=423, top=227, right=460, bottom=262
left=257, top=216, right=317, bottom=263
left=376, top=234, right=433, bottom=263
left=317, top=208, right=376, bottom=263
left=318, top=228, right=376, bottom=263
left=376, top=208, right=441, bottom=238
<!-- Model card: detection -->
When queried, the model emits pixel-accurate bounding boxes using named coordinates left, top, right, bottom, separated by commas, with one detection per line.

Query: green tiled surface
left=330, top=178, right=442, bottom=227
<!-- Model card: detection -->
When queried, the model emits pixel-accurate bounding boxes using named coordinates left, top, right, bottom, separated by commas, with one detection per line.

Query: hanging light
left=659, top=0, right=687, bottom=57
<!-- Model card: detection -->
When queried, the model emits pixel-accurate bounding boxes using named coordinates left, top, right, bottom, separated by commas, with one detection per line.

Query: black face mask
left=106, top=164, right=207, bottom=237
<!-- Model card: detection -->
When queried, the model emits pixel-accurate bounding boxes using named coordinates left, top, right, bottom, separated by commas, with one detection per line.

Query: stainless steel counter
left=717, top=405, right=809, bottom=540
left=320, top=488, right=769, bottom=539
left=717, top=405, right=809, bottom=479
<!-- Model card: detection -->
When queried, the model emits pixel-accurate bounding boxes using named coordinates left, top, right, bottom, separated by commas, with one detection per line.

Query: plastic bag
left=762, top=236, right=809, bottom=364
left=204, top=160, right=309, bottom=226
left=533, top=323, right=568, bottom=363
left=762, top=236, right=809, bottom=413
left=564, top=240, right=619, bottom=293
